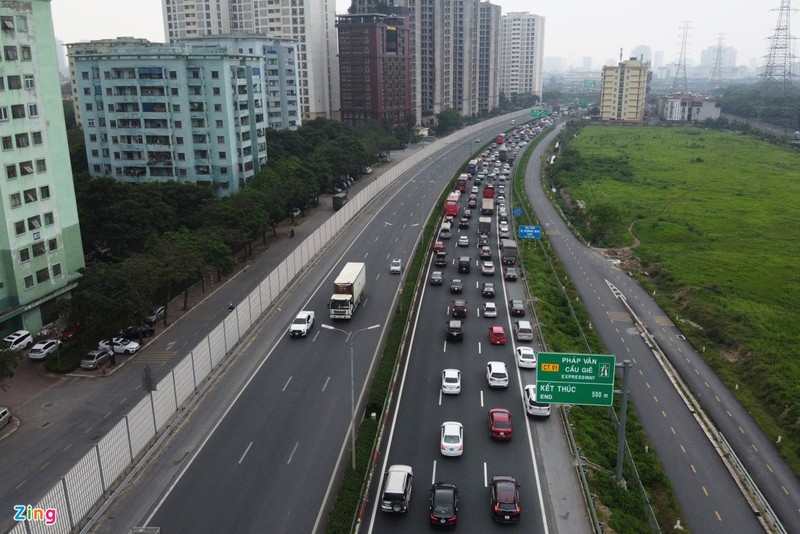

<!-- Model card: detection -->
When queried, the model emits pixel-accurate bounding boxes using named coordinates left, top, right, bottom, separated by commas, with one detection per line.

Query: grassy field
left=547, top=124, right=800, bottom=469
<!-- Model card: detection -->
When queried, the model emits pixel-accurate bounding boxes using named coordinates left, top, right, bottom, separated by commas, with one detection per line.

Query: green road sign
left=536, top=352, right=616, bottom=406
left=530, top=109, right=550, bottom=118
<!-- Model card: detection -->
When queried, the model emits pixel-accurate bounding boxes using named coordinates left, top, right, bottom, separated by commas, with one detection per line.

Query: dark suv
left=490, top=476, right=521, bottom=523
left=446, top=320, right=464, bottom=341
left=451, top=300, right=468, bottom=318
left=458, top=256, right=471, bottom=273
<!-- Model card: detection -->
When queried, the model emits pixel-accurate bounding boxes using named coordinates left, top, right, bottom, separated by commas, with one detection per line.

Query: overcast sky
left=51, top=0, right=778, bottom=69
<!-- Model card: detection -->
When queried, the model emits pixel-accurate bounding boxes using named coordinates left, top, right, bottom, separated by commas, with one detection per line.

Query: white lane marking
left=238, top=441, right=253, bottom=464
left=322, top=376, right=330, bottom=392
left=282, top=376, right=292, bottom=391
left=432, top=460, right=438, bottom=485
left=287, top=442, right=299, bottom=464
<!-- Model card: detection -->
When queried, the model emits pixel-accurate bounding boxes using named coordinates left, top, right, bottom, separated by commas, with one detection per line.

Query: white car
left=481, top=261, right=495, bottom=276
left=483, top=302, right=498, bottom=318
left=440, top=421, right=464, bottom=457
left=390, top=258, right=402, bottom=274
left=98, top=338, right=141, bottom=355
left=471, top=186, right=479, bottom=194
left=457, top=235, right=469, bottom=247
left=524, top=385, right=551, bottom=417
left=28, top=339, right=62, bottom=361
left=441, top=369, right=462, bottom=395
left=486, top=361, right=509, bottom=388
left=516, top=346, right=537, bottom=368
left=3, top=330, right=33, bottom=351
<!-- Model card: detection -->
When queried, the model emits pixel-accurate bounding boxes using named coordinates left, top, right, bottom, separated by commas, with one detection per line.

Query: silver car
left=0, top=406, right=10, bottom=430
left=80, top=348, right=113, bottom=370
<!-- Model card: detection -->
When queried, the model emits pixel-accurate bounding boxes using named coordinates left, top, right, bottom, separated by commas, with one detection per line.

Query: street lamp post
left=321, top=323, right=381, bottom=470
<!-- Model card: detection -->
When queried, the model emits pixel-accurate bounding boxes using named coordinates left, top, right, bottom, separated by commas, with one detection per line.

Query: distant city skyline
left=52, top=0, right=776, bottom=71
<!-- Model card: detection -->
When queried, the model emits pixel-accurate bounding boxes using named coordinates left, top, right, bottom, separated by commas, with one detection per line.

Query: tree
left=436, top=108, right=463, bottom=135
left=0, top=349, right=22, bottom=392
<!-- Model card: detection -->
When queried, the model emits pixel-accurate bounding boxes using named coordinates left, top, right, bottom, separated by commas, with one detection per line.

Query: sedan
left=458, top=217, right=470, bottom=229
left=516, top=347, right=537, bottom=368
left=441, top=369, right=462, bottom=395
left=479, top=246, right=492, bottom=260
left=524, top=385, right=552, bottom=417
left=482, top=282, right=496, bottom=298
left=504, top=267, right=518, bottom=281
left=390, top=258, right=402, bottom=274
left=144, top=306, right=165, bottom=326
left=490, top=476, right=521, bottom=523
left=509, top=299, right=526, bottom=317
left=80, top=348, right=113, bottom=370
left=98, top=338, right=141, bottom=355
left=457, top=235, right=469, bottom=247
left=430, top=271, right=444, bottom=285
left=449, top=279, right=464, bottom=294
left=28, top=340, right=62, bottom=361
left=429, top=482, right=459, bottom=527
left=119, top=324, right=155, bottom=340
left=489, top=326, right=507, bottom=345
left=488, top=408, right=513, bottom=440
left=483, top=302, right=498, bottom=318
left=440, top=421, right=464, bottom=457
left=481, top=261, right=495, bottom=276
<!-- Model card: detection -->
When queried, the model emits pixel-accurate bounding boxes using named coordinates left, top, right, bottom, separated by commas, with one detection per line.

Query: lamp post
left=321, top=323, right=381, bottom=470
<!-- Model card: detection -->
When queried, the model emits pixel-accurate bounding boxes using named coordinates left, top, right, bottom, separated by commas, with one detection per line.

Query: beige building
left=599, top=57, right=650, bottom=121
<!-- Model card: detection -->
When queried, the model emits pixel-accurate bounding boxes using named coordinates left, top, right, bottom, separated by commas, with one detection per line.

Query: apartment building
left=68, top=36, right=299, bottom=196
left=599, top=58, right=651, bottom=121
left=161, top=0, right=339, bottom=121
left=499, top=12, right=545, bottom=100
left=477, top=2, right=501, bottom=115
left=0, top=0, right=85, bottom=335
left=337, top=12, right=413, bottom=127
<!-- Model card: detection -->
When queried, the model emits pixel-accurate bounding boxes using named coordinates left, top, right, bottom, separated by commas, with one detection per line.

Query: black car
left=430, top=271, right=444, bottom=285
left=459, top=217, right=470, bottom=229
left=429, top=482, right=459, bottom=527
left=482, top=282, right=496, bottom=298
left=449, top=279, right=464, bottom=294
left=463, top=208, right=472, bottom=219
left=509, top=299, right=526, bottom=317
left=457, top=256, right=471, bottom=273
left=119, top=324, right=155, bottom=340
left=451, top=299, right=468, bottom=318
left=490, top=476, right=520, bottom=524
left=446, top=320, right=464, bottom=341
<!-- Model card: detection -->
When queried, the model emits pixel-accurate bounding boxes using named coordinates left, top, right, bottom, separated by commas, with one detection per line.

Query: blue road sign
left=512, top=207, right=523, bottom=217
left=518, top=225, right=542, bottom=239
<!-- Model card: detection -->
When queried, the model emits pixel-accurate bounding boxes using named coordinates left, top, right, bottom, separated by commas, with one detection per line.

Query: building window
left=87, top=119, right=95, bottom=127
left=9, top=193, right=21, bottom=207
left=82, top=71, right=89, bottom=80
left=27, top=104, right=37, bottom=117
left=6, top=164, right=17, bottom=179
left=219, top=151, right=226, bottom=159
left=35, top=268, right=49, bottom=283
left=36, top=159, right=46, bottom=173
left=15, top=16, right=27, bottom=32
left=4, top=46, right=18, bottom=61
left=172, top=104, right=180, bottom=112
left=40, top=185, right=50, bottom=199
left=216, top=120, right=223, bottom=128
left=213, top=87, right=221, bottom=95
left=23, top=188, right=36, bottom=203
left=0, top=78, right=4, bottom=91
left=214, top=104, right=222, bottom=112
left=174, top=120, right=181, bottom=128
left=171, top=87, right=178, bottom=95
left=52, top=264, right=62, bottom=278
left=19, top=248, right=30, bottom=263
left=32, top=242, right=45, bottom=257
left=23, top=75, right=34, bottom=89
left=20, top=161, right=33, bottom=176
left=211, top=71, right=219, bottom=79
left=0, top=107, right=7, bottom=121
left=44, top=212, right=54, bottom=226
left=2, top=136, right=11, bottom=150
left=217, top=135, right=224, bottom=143
left=20, top=46, right=31, bottom=61
left=11, top=105, right=24, bottom=118
left=15, top=133, right=28, bottom=148
left=15, top=221, right=24, bottom=235
left=83, top=87, right=91, bottom=95
left=85, top=103, right=93, bottom=111
left=31, top=131, right=42, bottom=145
left=48, top=237, right=57, bottom=250
left=8, top=75, right=21, bottom=89
left=0, top=16, right=13, bottom=31
left=27, top=215, right=41, bottom=230
left=24, top=275, right=33, bottom=289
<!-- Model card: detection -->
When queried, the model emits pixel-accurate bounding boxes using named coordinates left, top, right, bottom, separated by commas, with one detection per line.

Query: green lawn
left=548, top=125, right=800, bottom=469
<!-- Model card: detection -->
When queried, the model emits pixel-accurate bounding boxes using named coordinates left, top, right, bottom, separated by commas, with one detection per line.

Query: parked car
left=429, top=482, right=459, bottom=527
left=449, top=279, right=464, bottom=294
left=60, top=323, right=86, bottom=342
left=440, top=421, right=464, bottom=457
left=486, top=361, right=509, bottom=387
left=488, top=326, right=507, bottom=345
left=119, top=324, right=155, bottom=341
left=2, top=330, right=33, bottom=351
left=441, top=369, right=462, bottom=395
left=483, top=302, right=498, bottom=318
left=490, top=476, right=521, bottom=523
left=509, top=299, right=526, bottom=317
left=28, top=340, right=62, bottom=361
left=524, top=385, right=551, bottom=417
left=80, top=348, right=113, bottom=370
left=0, top=406, right=10, bottom=430
left=488, top=408, right=513, bottom=440
left=430, top=271, right=444, bottom=285
left=144, top=306, right=165, bottom=326
left=98, top=338, right=141, bottom=355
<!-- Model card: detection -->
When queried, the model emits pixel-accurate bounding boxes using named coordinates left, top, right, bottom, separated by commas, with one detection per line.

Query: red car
left=488, top=408, right=513, bottom=440
left=489, top=326, right=506, bottom=345
left=504, top=267, right=518, bottom=281
left=60, top=323, right=86, bottom=342
left=433, top=241, right=445, bottom=253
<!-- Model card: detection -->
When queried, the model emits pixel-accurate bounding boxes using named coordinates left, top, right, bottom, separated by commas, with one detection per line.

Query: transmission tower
left=757, top=0, right=798, bottom=130
left=711, top=34, right=725, bottom=88
left=672, top=21, right=692, bottom=93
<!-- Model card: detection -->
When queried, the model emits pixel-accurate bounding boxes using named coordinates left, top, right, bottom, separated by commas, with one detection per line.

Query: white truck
left=288, top=311, right=315, bottom=337
left=329, top=262, right=367, bottom=319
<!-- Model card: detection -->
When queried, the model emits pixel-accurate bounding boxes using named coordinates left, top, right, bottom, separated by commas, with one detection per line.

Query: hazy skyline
left=52, top=0, right=777, bottom=70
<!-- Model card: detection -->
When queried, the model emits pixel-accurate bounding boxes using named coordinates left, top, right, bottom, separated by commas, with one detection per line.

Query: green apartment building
left=0, top=0, right=84, bottom=335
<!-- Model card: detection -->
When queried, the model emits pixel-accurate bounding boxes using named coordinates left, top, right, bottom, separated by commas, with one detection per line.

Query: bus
left=496, top=133, right=505, bottom=145
left=501, top=239, right=518, bottom=265
left=455, top=173, right=469, bottom=192
left=467, top=159, right=478, bottom=175
left=444, top=191, right=461, bottom=217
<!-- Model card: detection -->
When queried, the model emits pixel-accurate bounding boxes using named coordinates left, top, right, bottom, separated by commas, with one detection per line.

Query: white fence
left=10, top=112, right=524, bottom=534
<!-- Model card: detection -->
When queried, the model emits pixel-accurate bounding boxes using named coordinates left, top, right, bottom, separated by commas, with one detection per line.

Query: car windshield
left=292, top=317, right=306, bottom=324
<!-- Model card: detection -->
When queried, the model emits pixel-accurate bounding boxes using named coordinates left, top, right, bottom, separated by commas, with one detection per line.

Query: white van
left=439, top=222, right=453, bottom=239
left=514, top=320, right=534, bottom=341
left=381, top=464, right=414, bottom=512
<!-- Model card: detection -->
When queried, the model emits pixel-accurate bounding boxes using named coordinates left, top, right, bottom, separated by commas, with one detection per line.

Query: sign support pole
left=615, top=359, right=631, bottom=481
